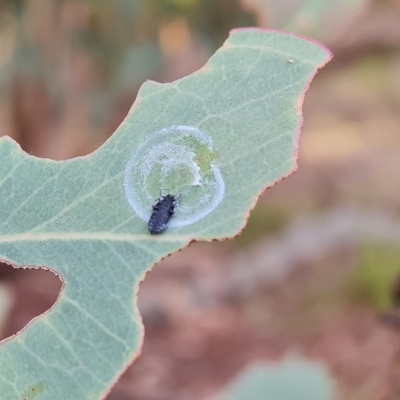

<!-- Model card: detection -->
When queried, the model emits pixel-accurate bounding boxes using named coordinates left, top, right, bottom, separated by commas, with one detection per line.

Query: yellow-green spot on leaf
left=22, top=382, right=46, bottom=399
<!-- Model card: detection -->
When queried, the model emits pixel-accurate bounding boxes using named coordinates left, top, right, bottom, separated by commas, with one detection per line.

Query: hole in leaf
left=0, top=262, right=62, bottom=341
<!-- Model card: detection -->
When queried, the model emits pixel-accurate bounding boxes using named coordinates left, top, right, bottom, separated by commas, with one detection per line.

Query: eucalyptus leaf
left=211, top=357, right=335, bottom=400
left=0, top=29, right=331, bottom=400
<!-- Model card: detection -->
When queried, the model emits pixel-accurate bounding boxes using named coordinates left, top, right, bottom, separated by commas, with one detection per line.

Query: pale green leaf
left=211, top=357, right=336, bottom=400
left=0, top=29, right=331, bottom=400
left=243, top=0, right=367, bottom=41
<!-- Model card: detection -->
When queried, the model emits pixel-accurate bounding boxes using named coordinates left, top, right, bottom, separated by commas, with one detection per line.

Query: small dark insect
left=148, top=193, right=180, bottom=235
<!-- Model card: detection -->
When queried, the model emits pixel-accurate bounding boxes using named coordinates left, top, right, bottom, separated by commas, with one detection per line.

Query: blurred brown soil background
left=2, top=0, right=400, bottom=399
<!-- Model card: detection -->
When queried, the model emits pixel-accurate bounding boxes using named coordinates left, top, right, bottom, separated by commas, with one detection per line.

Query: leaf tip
left=228, top=27, right=333, bottom=66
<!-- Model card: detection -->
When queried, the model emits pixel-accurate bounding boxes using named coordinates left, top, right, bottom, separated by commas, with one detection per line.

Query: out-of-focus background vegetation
left=1, top=0, right=400, bottom=399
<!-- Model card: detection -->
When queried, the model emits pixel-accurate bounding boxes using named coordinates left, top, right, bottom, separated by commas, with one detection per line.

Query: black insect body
left=148, top=194, right=179, bottom=235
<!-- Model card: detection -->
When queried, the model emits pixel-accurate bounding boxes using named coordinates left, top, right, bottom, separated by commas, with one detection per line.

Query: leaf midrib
left=0, top=232, right=190, bottom=244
